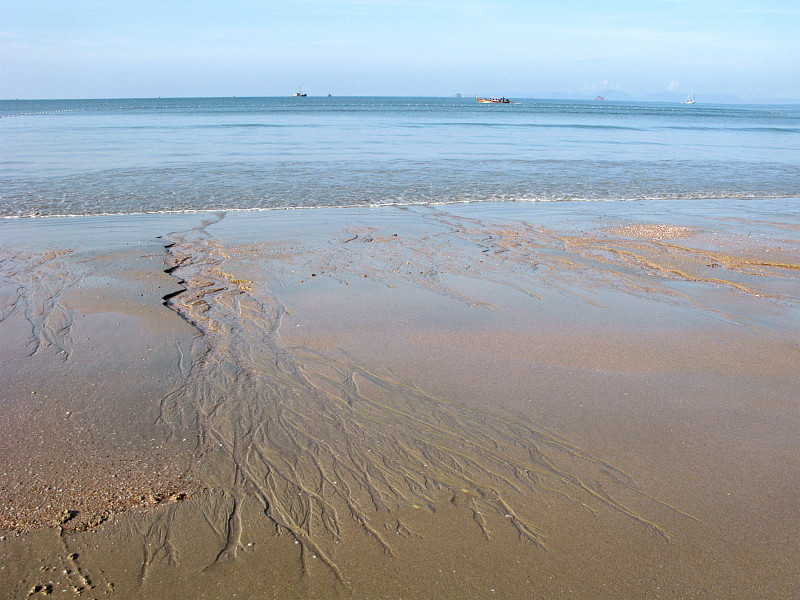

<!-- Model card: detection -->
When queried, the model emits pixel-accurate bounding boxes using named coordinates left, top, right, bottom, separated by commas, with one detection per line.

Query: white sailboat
left=684, top=92, right=695, bottom=104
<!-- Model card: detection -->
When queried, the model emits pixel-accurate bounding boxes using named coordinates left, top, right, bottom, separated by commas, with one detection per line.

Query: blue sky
left=2, top=0, right=798, bottom=100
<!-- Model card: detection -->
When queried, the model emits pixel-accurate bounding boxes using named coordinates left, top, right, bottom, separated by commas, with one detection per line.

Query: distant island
left=595, top=96, right=604, bottom=101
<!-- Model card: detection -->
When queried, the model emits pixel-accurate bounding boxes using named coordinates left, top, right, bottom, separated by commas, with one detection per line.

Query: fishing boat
left=294, top=88, right=307, bottom=97
left=684, top=92, right=695, bottom=104
left=475, top=95, right=510, bottom=104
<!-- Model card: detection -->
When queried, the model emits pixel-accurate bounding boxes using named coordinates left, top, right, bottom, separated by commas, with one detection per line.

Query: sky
left=2, top=0, right=799, bottom=101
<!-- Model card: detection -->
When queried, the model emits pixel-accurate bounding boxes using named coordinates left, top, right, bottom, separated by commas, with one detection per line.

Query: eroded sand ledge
left=1, top=200, right=798, bottom=599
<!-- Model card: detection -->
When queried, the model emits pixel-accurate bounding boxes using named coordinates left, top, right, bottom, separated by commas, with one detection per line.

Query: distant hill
left=513, top=90, right=799, bottom=105
left=639, top=91, right=746, bottom=104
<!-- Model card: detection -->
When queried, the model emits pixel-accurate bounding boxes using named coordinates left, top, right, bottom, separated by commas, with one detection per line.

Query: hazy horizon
left=2, top=1, right=799, bottom=102
left=2, top=93, right=799, bottom=105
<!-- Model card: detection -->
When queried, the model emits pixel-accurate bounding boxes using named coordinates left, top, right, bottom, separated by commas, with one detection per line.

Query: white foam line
left=3, top=193, right=795, bottom=221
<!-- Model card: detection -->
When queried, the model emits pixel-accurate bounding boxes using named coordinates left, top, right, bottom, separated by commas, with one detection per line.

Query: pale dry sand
left=0, top=201, right=798, bottom=599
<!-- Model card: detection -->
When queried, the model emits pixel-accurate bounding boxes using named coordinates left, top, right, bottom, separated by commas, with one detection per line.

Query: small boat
left=684, top=92, right=695, bottom=104
left=475, top=95, right=510, bottom=104
left=294, top=88, right=307, bottom=97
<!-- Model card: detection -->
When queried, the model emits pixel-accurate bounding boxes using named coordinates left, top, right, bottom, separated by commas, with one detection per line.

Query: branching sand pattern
left=245, top=209, right=799, bottom=321
left=154, top=214, right=690, bottom=580
left=442, top=213, right=799, bottom=305
left=567, top=223, right=800, bottom=297
left=0, top=246, right=83, bottom=360
left=393, top=211, right=800, bottom=322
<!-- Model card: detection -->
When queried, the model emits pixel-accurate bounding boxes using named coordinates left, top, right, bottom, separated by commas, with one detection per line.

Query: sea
left=1, top=96, right=799, bottom=218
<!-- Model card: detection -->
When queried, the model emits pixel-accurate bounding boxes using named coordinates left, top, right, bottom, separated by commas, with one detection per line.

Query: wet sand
left=1, top=200, right=798, bottom=599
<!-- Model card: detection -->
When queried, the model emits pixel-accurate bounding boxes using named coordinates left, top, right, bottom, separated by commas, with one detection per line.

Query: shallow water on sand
left=2, top=97, right=799, bottom=217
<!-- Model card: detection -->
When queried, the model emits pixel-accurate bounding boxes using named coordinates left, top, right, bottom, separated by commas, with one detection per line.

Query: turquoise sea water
left=1, top=96, right=799, bottom=217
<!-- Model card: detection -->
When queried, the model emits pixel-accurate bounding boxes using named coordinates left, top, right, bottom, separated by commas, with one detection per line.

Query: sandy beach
left=1, top=200, right=798, bottom=599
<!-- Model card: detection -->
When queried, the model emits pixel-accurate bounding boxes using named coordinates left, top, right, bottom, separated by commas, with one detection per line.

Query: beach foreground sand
left=1, top=201, right=798, bottom=599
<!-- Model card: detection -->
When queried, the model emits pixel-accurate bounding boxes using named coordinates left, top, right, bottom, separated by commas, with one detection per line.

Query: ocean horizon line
left=3, top=94, right=800, bottom=106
